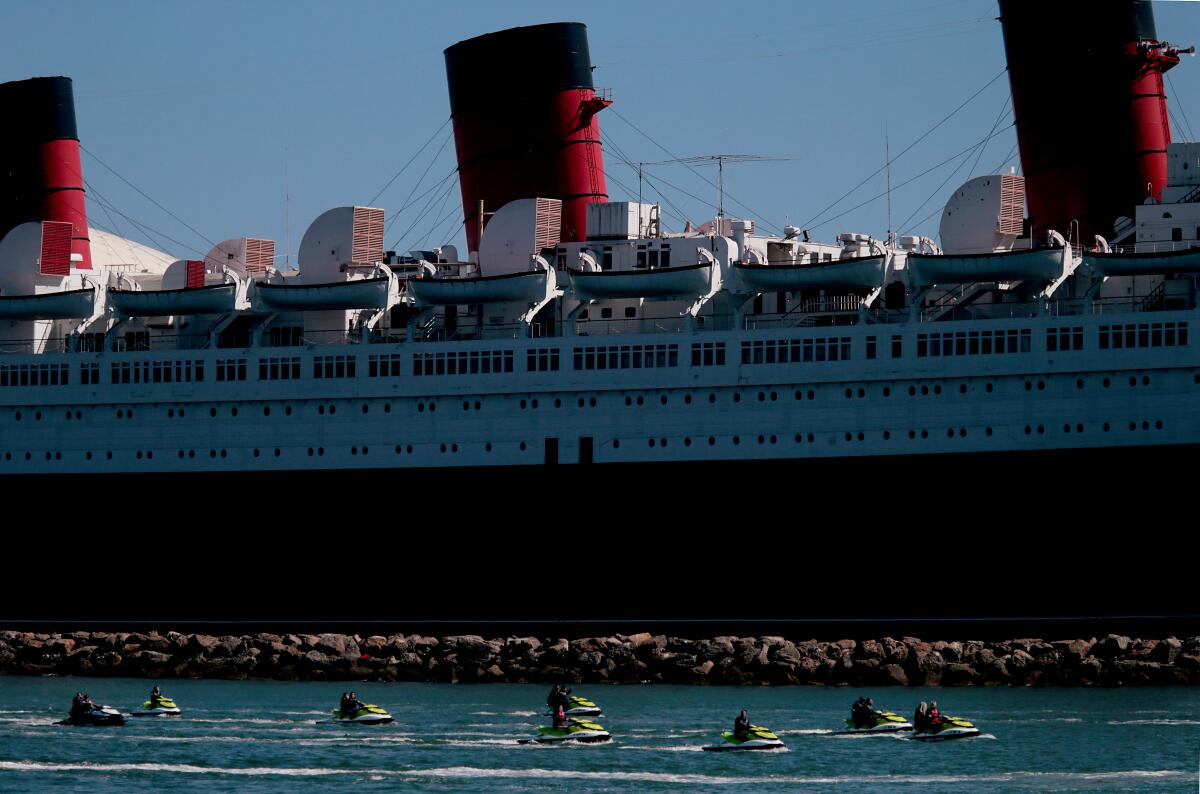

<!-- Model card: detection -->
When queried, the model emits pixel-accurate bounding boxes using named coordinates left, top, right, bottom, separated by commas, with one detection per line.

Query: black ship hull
left=8, top=443, right=1195, bottom=636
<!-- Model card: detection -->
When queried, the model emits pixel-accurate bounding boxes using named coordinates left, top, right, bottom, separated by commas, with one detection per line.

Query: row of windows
left=259, top=357, right=301, bottom=381
left=215, top=359, right=247, bottom=382
left=81, top=363, right=100, bottom=385
left=1098, top=321, right=1188, bottom=350
left=573, top=344, right=679, bottom=371
left=369, top=353, right=403, bottom=378
left=917, top=329, right=1031, bottom=358
left=0, top=363, right=69, bottom=388
left=1047, top=326, right=1085, bottom=353
left=691, top=342, right=727, bottom=367
left=112, top=359, right=204, bottom=385
left=314, top=355, right=357, bottom=379
left=741, top=337, right=851, bottom=365
left=528, top=348, right=561, bottom=372
left=414, top=350, right=514, bottom=376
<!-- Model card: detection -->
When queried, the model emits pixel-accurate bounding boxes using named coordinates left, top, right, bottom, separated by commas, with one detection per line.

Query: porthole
left=554, top=398, right=562, bottom=408
left=25, top=452, right=31, bottom=461
left=684, top=437, right=692, bottom=447
left=770, top=435, right=777, bottom=444
left=383, top=404, right=391, bottom=414
left=420, top=402, right=427, bottom=413
left=459, top=400, right=469, bottom=410
left=985, top=383, right=993, bottom=393
left=146, top=451, right=152, bottom=460
left=733, top=393, right=741, bottom=403
left=1076, top=379, right=1084, bottom=390
left=857, top=432, right=864, bottom=441
left=274, top=449, right=281, bottom=457
left=106, top=451, right=112, bottom=460
left=933, top=385, right=942, bottom=395
left=35, top=411, right=41, bottom=420
left=440, top=444, right=447, bottom=453
left=761, top=435, right=769, bottom=445
left=710, top=393, right=717, bottom=404
left=613, top=439, right=621, bottom=449
left=47, top=452, right=54, bottom=461
left=253, top=449, right=260, bottom=458
left=985, top=427, right=993, bottom=436
left=1129, top=421, right=1137, bottom=431
left=211, top=450, right=218, bottom=459
left=1142, top=376, right=1150, bottom=386
left=1103, top=377, right=1111, bottom=388
left=118, top=409, right=124, bottom=419
left=286, top=406, right=294, bottom=416
left=1076, top=424, right=1084, bottom=433
left=168, top=408, right=175, bottom=418
left=1037, top=425, right=1045, bottom=434
left=231, top=407, right=238, bottom=417
left=363, top=403, right=370, bottom=414
left=85, top=452, right=92, bottom=461
left=920, top=430, right=929, bottom=439
left=1129, top=376, right=1137, bottom=387
left=136, top=451, right=143, bottom=460
left=395, top=445, right=402, bottom=454
left=709, top=437, right=716, bottom=446
left=13, top=412, right=19, bottom=421
left=330, top=404, right=338, bottom=414
left=959, top=384, right=967, bottom=395
left=177, top=409, right=184, bottom=418
left=188, top=450, right=195, bottom=459
left=733, top=436, right=741, bottom=445
left=844, top=388, right=853, bottom=399
left=794, top=390, right=803, bottom=400
left=648, top=438, right=656, bottom=448
left=263, top=406, right=271, bottom=416
left=684, top=394, right=692, bottom=405
left=308, top=448, right=314, bottom=457
left=530, top=400, right=537, bottom=409
left=807, top=390, right=815, bottom=400
left=660, top=395, right=668, bottom=405
left=625, top=396, right=632, bottom=407
left=1063, top=424, right=1071, bottom=434
left=855, top=388, right=863, bottom=399
left=1037, top=381, right=1045, bottom=391
left=451, top=444, right=458, bottom=452
left=485, top=443, right=492, bottom=452
left=758, top=392, right=766, bottom=403
left=519, top=442, right=527, bottom=451
left=883, top=387, right=891, bottom=397
left=1142, top=421, right=1150, bottom=430
left=351, top=446, right=358, bottom=455
left=947, top=429, right=954, bottom=439
left=1024, top=381, right=1032, bottom=392
left=588, top=397, right=596, bottom=407
left=1155, top=420, right=1163, bottom=430
left=635, top=396, right=643, bottom=406
left=1103, top=422, right=1111, bottom=432
left=406, top=445, right=413, bottom=454
left=578, top=398, right=585, bottom=408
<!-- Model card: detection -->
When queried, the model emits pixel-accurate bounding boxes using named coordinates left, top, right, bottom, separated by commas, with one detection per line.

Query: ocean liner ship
left=1, top=2, right=1197, bottom=626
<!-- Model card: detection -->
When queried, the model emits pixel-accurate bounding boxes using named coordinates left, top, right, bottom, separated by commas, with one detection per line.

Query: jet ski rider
left=70, top=692, right=94, bottom=720
left=851, top=696, right=876, bottom=727
left=149, top=685, right=163, bottom=708
left=734, top=709, right=751, bottom=740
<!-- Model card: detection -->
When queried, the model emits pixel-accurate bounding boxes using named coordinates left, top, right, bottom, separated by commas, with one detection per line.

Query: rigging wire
left=797, top=68, right=1008, bottom=231
left=1166, top=73, right=1196, bottom=142
left=367, top=117, right=452, bottom=206
left=810, top=124, right=1013, bottom=234
left=420, top=174, right=458, bottom=248
left=391, top=177, right=459, bottom=253
left=382, top=131, right=456, bottom=239
left=608, top=109, right=784, bottom=234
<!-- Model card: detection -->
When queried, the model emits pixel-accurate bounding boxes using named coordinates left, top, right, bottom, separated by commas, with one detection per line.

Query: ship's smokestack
left=444, top=22, right=610, bottom=253
left=0, top=76, right=92, bottom=269
left=999, top=0, right=1182, bottom=243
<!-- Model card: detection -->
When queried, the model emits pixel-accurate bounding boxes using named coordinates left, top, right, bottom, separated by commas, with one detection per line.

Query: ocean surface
left=0, top=678, right=1196, bottom=792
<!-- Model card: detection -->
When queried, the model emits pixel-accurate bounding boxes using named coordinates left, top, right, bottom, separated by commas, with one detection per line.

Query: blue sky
left=2, top=0, right=1197, bottom=263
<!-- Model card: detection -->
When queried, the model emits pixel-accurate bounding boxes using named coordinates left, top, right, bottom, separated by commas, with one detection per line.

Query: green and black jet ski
left=56, top=704, right=126, bottom=727
left=836, top=709, right=912, bottom=735
left=702, top=725, right=785, bottom=751
left=318, top=703, right=394, bottom=725
left=545, top=695, right=602, bottom=717
left=520, top=717, right=611, bottom=744
left=131, top=696, right=181, bottom=717
left=911, top=715, right=981, bottom=742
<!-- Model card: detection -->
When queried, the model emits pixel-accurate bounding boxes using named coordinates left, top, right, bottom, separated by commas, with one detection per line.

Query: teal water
left=0, top=678, right=1196, bottom=792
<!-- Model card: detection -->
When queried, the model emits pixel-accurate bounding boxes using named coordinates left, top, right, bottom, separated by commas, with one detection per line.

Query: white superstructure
left=2, top=144, right=1199, bottom=476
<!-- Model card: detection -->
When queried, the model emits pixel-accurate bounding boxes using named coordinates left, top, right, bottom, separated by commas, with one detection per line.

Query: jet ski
left=56, top=705, right=126, bottom=727
left=319, top=703, right=394, bottom=725
left=131, top=696, right=181, bottom=717
left=519, top=717, right=612, bottom=744
left=702, top=725, right=786, bottom=752
left=836, top=709, right=912, bottom=735
left=545, top=695, right=602, bottom=717
left=911, top=715, right=981, bottom=742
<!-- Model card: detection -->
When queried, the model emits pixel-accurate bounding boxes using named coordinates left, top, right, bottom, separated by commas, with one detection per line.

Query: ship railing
left=1108, top=240, right=1200, bottom=255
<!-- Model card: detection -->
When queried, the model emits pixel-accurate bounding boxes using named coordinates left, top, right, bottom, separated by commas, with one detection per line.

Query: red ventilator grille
left=243, top=238, right=275, bottom=274
left=352, top=206, right=385, bottom=264
left=534, top=198, right=563, bottom=252
left=999, top=175, right=1025, bottom=236
left=40, top=220, right=73, bottom=276
left=186, top=259, right=205, bottom=288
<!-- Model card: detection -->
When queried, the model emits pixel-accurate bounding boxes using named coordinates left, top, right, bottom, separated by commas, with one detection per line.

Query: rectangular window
left=866, top=336, right=877, bottom=360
